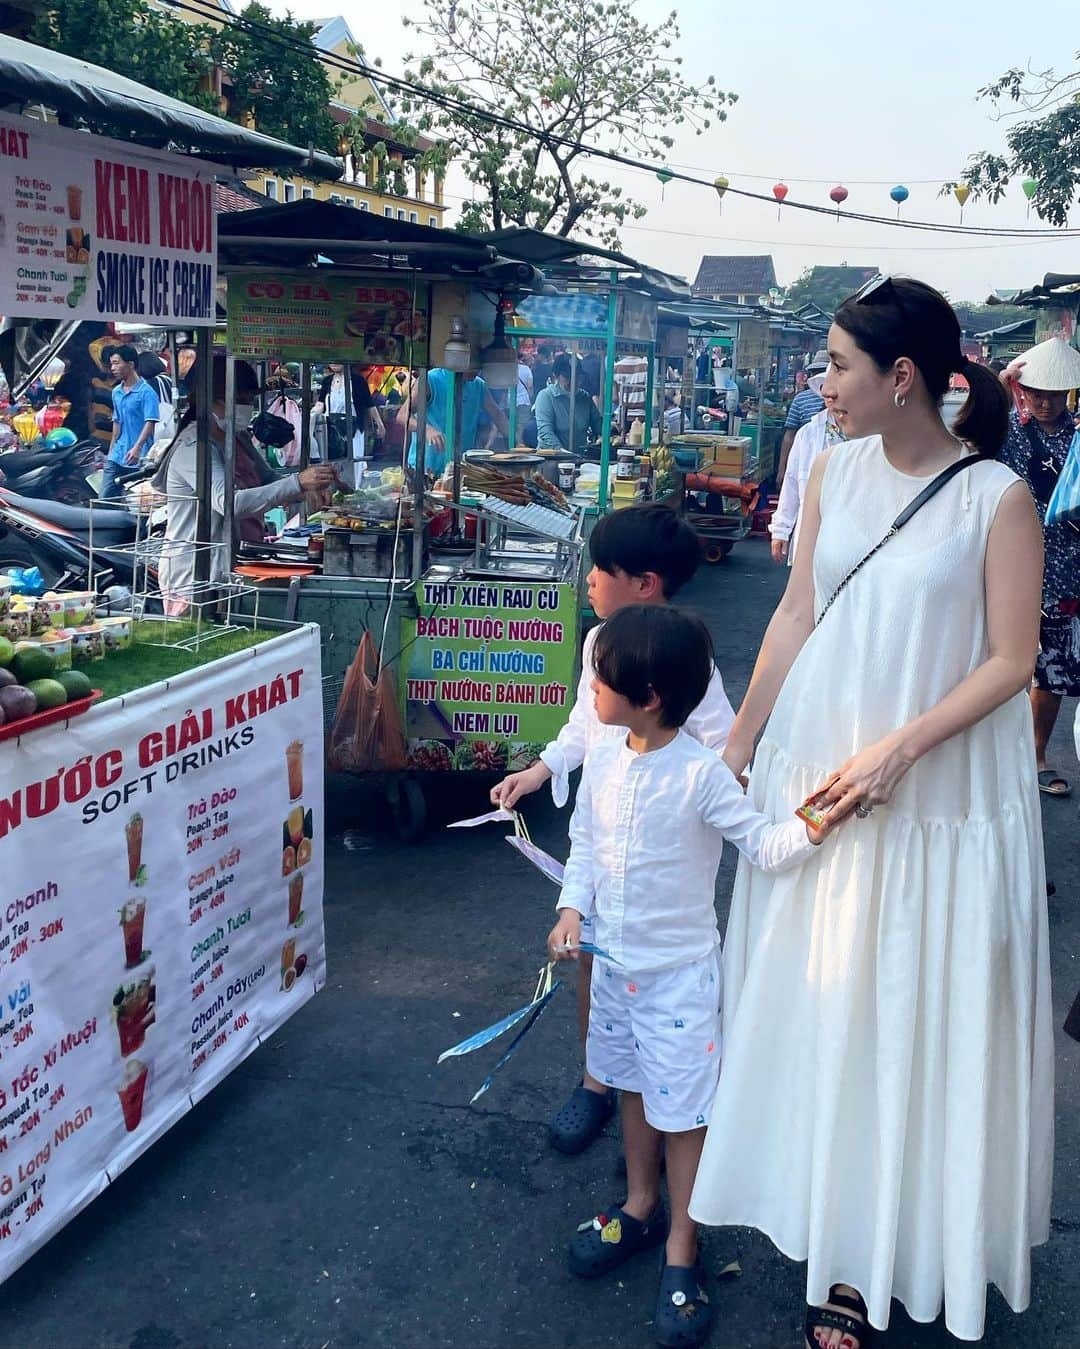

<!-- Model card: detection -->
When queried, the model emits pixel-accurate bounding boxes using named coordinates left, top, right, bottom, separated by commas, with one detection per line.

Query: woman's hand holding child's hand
left=547, top=911, right=582, bottom=961
left=821, top=730, right=915, bottom=825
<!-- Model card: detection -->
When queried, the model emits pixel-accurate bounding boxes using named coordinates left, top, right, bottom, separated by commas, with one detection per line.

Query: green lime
left=0, top=636, right=12, bottom=667
left=55, top=669, right=92, bottom=701
left=11, top=645, right=55, bottom=683
left=26, top=678, right=67, bottom=710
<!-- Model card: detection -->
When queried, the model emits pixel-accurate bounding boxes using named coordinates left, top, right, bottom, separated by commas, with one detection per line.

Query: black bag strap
left=816, top=453, right=991, bottom=624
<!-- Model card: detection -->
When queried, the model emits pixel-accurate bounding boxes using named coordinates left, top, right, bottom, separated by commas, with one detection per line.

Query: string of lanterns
left=653, top=165, right=1043, bottom=228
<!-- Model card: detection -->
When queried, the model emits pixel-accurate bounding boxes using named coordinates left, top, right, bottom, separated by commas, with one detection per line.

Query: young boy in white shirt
left=547, top=605, right=826, bottom=1349
left=491, top=506, right=736, bottom=1154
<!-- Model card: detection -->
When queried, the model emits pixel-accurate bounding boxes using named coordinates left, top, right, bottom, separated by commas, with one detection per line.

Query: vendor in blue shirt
left=102, top=344, right=159, bottom=499
left=406, top=367, right=509, bottom=478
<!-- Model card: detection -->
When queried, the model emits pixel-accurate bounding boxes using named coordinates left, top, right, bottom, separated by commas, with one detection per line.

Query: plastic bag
left=1046, top=429, right=1080, bottom=525
left=326, top=631, right=407, bottom=774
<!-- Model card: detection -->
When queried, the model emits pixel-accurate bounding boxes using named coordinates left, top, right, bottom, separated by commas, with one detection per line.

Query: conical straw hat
left=1016, top=336, right=1080, bottom=391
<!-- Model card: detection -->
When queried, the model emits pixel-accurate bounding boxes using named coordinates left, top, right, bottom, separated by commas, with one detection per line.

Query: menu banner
left=401, top=578, right=577, bottom=773
left=227, top=271, right=430, bottom=365
left=0, top=626, right=324, bottom=1285
left=0, top=114, right=218, bottom=325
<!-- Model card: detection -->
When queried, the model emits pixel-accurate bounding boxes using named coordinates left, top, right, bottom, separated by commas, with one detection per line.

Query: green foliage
left=210, top=4, right=337, bottom=153
left=29, top=0, right=215, bottom=110
left=784, top=268, right=864, bottom=316
left=399, top=0, right=736, bottom=247
left=954, top=56, right=1080, bottom=226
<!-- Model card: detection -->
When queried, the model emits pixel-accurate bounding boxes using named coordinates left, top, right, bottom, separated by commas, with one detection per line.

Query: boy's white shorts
left=585, top=947, right=722, bottom=1133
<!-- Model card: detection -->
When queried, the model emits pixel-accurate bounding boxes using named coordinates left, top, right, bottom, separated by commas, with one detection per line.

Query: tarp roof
left=987, top=273, right=1080, bottom=308
left=473, top=228, right=690, bottom=301
left=218, top=200, right=545, bottom=290
left=0, top=36, right=343, bottom=178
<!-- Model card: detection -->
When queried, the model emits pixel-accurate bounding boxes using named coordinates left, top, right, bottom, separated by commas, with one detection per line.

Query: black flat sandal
left=805, top=1285, right=873, bottom=1348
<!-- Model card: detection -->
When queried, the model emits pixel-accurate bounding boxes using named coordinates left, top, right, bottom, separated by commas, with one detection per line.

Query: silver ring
left=854, top=803, right=874, bottom=819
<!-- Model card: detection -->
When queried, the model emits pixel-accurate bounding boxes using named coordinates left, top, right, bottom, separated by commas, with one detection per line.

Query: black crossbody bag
left=816, top=454, right=991, bottom=624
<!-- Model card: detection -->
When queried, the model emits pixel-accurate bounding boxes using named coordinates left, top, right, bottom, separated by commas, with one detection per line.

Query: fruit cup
left=35, top=632, right=72, bottom=671
left=98, top=616, right=132, bottom=651
left=69, top=623, right=105, bottom=663
left=0, top=576, right=12, bottom=619
left=62, top=591, right=96, bottom=627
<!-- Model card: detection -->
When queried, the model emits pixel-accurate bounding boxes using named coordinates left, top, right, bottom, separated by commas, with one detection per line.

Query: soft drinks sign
left=0, top=113, right=218, bottom=325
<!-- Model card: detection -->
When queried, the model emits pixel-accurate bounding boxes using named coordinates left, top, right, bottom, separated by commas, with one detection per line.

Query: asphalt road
left=4, top=538, right=1079, bottom=1349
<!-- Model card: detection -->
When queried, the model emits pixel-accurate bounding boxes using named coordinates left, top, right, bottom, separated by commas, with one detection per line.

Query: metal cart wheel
left=703, top=540, right=733, bottom=564
left=388, top=776, right=427, bottom=843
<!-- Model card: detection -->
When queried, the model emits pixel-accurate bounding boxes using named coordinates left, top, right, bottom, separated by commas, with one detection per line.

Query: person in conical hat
left=1001, top=334, right=1080, bottom=795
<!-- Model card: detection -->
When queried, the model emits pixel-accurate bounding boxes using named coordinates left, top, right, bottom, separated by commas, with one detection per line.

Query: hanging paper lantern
left=953, top=183, right=970, bottom=223
left=1022, top=177, right=1038, bottom=217
left=890, top=184, right=910, bottom=217
left=655, top=166, right=674, bottom=200
left=713, top=175, right=729, bottom=216
left=829, top=184, right=848, bottom=221
left=772, top=181, right=788, bottom=221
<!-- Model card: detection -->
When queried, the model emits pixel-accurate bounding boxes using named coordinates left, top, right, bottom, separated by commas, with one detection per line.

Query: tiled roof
left=215, top=177, right=266, bottom=213
left=692, top=255, right=776, bottom=297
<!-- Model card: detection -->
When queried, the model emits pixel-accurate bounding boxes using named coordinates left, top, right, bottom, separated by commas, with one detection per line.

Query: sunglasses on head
left=851, top=273, right=898, bottom=305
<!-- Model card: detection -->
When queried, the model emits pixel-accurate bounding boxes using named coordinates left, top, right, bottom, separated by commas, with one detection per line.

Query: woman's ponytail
left=953, top=358, right=1010, bottom=458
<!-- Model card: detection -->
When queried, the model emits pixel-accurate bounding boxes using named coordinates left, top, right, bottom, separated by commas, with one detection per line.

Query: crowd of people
left=487, top=276, right=1056, bottom=1349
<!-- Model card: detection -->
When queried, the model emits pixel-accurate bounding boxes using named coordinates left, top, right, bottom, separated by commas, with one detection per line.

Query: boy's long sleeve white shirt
left=539, top=624, right=735, bottom=806
left=557, top=731, right=816, bottom=973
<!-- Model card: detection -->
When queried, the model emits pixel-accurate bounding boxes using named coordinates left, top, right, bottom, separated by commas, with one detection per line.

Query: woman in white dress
left=689, top=277, right=1053, bottom=1345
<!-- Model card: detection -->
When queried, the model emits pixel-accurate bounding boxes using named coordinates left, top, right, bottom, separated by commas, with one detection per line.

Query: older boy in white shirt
left=491, top=506, right=736, bottom=1153
left=548, top=605, right=825, bottom=1349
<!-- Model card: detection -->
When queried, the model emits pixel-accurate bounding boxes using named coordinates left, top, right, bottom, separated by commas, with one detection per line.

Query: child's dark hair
left=589, top=503, right=699, bottom=598
left=833, top=276, right=1009, bottom=457
left=593, top=605, right=713, bottom=729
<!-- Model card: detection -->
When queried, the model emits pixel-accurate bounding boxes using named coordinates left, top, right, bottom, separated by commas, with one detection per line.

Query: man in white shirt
left=769, top=373, right=844, bottom=566
left=491, top=506, right=735, bottom=1155
left=548, top=605, right=822, bottom=1349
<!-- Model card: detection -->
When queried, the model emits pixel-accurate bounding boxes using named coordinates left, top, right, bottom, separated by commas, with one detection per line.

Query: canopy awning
left=473, top=227, right=690, bottom=301
left=218, top=200, right=545, bottom=289
left=0, top=36, right=343, bottom=178
left=986, top=274, right=1080, bottom=308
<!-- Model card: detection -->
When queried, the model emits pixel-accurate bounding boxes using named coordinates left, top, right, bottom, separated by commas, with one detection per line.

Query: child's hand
left=491, top=760, right=551, bottom=808
left=547, top=910, right=583, bottom=960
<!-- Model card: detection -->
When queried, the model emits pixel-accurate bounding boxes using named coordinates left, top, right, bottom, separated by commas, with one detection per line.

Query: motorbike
left=0, top=473, right=162, bottom=593
left=0, top=438, right=105, bottom=505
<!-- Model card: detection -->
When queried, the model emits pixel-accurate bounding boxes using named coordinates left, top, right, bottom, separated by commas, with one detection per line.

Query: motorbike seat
left=1, top=491, right=137, bottom=540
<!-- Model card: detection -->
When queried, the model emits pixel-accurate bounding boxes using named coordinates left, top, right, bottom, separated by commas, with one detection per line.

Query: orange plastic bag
left=327, top=631, right=407, bottom=774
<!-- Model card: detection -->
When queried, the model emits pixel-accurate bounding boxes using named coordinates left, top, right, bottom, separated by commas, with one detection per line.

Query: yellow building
left=149, top=2, right=448, bottom=222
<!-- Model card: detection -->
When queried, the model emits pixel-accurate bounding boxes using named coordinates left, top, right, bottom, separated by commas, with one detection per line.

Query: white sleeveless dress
left=689, top=435, right=1054, bottom=1342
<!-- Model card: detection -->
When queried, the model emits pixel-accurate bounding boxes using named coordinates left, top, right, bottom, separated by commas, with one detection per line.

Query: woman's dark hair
left=551, top=354, right=573, bottom=382
left=589, top=503, right=700, bottom=598
left=834, top=277, right=1009, bottom=457
left=593, top=605, right=713, bottom=729
left=136, top=352, right=166, bottom=381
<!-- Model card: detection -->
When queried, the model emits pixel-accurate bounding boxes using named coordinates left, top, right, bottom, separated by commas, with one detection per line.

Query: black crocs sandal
left=805, top=1285, right=874, bottom=1348
left=654, top=1260, right=714, bottom=1349
left=550, top=1083, right=616, bottom=1155
left=567, top=1201, right=667, bottom=1278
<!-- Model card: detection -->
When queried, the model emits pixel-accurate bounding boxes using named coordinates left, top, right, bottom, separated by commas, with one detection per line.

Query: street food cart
left=216, top=203, right=587, bottom=837
left=0, top=45, right=342, bottom=1289
left=472, top=229, right=692, bottom=515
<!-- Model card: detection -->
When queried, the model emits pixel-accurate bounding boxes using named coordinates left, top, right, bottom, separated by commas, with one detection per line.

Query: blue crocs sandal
left=567, top=1201, right=667, bottom=1278
left=550, top=1083, right=616, bottom=1155
left=654, top=1260, right=714, bottom=1349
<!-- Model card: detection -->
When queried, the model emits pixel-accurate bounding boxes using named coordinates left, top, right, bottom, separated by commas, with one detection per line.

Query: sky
left=283, top=0, right=1077, bottom=303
